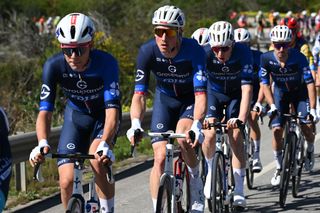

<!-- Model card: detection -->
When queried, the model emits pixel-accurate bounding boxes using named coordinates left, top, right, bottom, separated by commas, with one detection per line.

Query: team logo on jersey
left=168, top=65, right=177, bottom=73
left=221, top=66, right=229, bottom=73
left=40, top=84, right=51, bottom=100
left=260, top=67, right=267, bottom=77
left=110, top=81, right=120, bottom=97
left=243, top=65, right=253, bottom=73
left=196, top=70, right=207, bottom=81
left=135, top=69, right=144, bottom=82
left=303, top=67, right=311, bottom=75
left=279, top=67, right=288, bottom=74
left=77, top=79, right=87, bottom=89
left=156, top=123, right=164, bottom=129
left=210, top=105, right=216, bottom=111
left=66, top=143, right=76, bottom=150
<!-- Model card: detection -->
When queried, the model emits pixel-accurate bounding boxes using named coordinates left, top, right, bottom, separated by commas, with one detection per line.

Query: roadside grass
left=5, top=136, right=152, bottom=210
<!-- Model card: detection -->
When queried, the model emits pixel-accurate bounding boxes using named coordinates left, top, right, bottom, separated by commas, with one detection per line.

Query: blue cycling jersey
left=252, top=49, right=263, bottom=82
left=205, top=42, right=254, bottom=95
left=39, top=49, right=121, bottom=113
left=134, top=38, right=207, bottom=97
left=259, top=48, right=314, bottom=92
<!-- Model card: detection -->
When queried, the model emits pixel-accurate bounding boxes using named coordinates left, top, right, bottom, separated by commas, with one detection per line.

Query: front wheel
left=279, top=133, right=296, bottom=208
left=66, top=195, right=85, bottom=213
left=292, top=136, right=305, bottom=198
left=156, top=174, right=173, bottom=213
left=245, top=139, right=254, bottom=189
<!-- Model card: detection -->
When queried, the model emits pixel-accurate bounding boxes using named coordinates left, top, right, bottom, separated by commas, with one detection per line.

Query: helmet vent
left=59, top=28, right=65, bottom=38
left=82, top=27, right=89, bottom=38
left=70, top=25, right=76, bottom=39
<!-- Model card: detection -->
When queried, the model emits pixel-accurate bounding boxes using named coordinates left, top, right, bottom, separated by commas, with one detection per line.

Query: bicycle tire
left=209, top=152, right=229, bottom=213
left=156, top=174, right=173, bottom=213
left=292, top=135, right=305, bottom=198
left=245, top=138, right=254, bottom=189
left=176, top=163, right=190, bottom=213
left=66, top=195, right=85, bottom=213
left=279, top=133, right=296, bottom=208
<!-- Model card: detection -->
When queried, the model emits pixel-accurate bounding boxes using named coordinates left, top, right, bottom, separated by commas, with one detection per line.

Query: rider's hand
left=254, top=102, right=263, bottom=115
left=267, top=104, right=278, bottom=117
left=188, top=120, right=204, bottom=147
left=227, top=118, right=241, bottom=129
left=29, top=139, right=50, bottom=167
left=95, top=141, right=115, bottom=166
left=126, top=118, right=144, bottom=145
left=309, top=108, right=319, bottom=123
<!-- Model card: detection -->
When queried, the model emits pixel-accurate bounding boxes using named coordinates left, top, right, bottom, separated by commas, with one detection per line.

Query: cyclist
left=312, top=34, right=320, bottom=115
left=29, top=13, right=121, bottom=212
left=191, top=27, right=210, bottom=49
left=0, top=107, right=11, bottom=212
left=234, top=28, right=264, bottom=173
left=126, top=5, right=207, bottom=212
left=255, top=10, right=265, bottom=39
left=260, top=25, right=317, bottom=186
left=202, top=21, right=253, bottom=208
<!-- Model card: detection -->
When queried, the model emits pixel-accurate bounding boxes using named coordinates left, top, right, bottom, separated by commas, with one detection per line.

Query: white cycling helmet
left=208, top=21, right=234, bottom=47
left=270, top=25, right=292, bottom=42
left=191, top=28, right=210, bottom=46
left=234, top=28, right=251, bottom=43
left=56, top=13, right=95, bottom=44
left=152, top=5, right=185, bottom=28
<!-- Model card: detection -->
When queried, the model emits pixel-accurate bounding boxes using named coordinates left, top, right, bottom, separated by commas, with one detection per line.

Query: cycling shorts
left=150, top=89, right=194, bottom=143
left=271, top=87, right=310, bottom=128
left=57, top=105, right=120, bottom=166
left=206, top=90, right=241, bottom=121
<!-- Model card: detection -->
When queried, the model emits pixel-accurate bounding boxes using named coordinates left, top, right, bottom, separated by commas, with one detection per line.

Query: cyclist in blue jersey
left=126, top=5, right=207, bottom=212
left=202, top=21, right=253, bottom=208
left=29, top=13, right=120, bottom=212
left=0, top=107, right=11, bottom=212
left=234, top=28, right=264, bottom=173
left=260, top=25, right=318, bottom=185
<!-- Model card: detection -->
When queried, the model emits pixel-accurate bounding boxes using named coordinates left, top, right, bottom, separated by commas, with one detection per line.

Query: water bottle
left=175, top=175, right=183, bottom=202
left=86, top=199, right=99, bottom=213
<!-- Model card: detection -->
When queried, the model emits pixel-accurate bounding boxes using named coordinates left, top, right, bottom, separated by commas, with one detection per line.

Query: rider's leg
left=150, top=141, right=166, bottom=210
left=58, top=163, right=75, bottom=208
left=90, top=139, right=115, bottom=213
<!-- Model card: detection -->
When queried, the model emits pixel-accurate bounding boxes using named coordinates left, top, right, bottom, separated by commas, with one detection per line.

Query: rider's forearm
left=307, top=82, right=317, bottom=109
left=257, top=82, right=265, bottom=103
left=239, top=84, right=252, bottom=122
left=262, top=84, right=275, bottom=106
left=102, top=108, right=119, bottom=148
left=193, top=93, right=207, bottom=122
left=36, top=111, right=52, bottom=142
left=130, top=93, right=146, bottom=121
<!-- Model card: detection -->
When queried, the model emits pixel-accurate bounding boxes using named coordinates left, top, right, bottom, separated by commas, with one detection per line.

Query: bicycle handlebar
left=33, top=149, right=114, bottom=184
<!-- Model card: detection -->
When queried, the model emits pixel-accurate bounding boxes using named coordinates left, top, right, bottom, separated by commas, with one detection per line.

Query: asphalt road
left=6, top=121, right=320, bottom=213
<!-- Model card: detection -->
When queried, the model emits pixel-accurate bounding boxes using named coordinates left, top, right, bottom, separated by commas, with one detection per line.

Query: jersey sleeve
left=299, top=52, right=314, bottom=84
left=134, top=44, right=152, bottom=95
left=259, top=53, right=270, bottom=85
left=192, top=44, right=207, bottom=94
left=240, top=45, right=254, bottom=86
left=39, top=58, right=58, bottom=111
left=102, top=56, right=121, bottom=109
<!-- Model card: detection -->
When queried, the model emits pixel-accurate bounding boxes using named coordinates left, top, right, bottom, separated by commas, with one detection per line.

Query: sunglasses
left=154, top=28, right=177, bottom=37
left=61, top=43, right=90, bottom=57
left=211, top=46, right=231, bottom=53
left=273, top=42, right=290, bottom=50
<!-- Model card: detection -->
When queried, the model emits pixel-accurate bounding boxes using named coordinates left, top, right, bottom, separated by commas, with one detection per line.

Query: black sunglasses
left=273, top=42, right=290, bottom=50
left=61, top=47, right=88, bottom=57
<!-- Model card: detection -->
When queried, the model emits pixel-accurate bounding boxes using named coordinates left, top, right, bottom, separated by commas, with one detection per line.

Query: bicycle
left=205, top=121, right=235, bottom=213
left=33, top=151, right=114, bottom=213
left=268, top=113, right=307, bottom=207
left=133, top=129, right=194, bottom=213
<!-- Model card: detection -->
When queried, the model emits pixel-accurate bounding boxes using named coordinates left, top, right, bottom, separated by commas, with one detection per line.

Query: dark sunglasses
left=154, top=28, right=177, bottom=37
left=61, top=43, right=90, bottom=57
left=61, top=47, right=88, bottom=57
left=211, top=46, right=231, bottom=53
left=273, top=42, right=290, bottom=50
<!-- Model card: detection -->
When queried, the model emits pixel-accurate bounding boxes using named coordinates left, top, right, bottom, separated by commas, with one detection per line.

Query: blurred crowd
left=32, top=15, right=61, bottom=35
